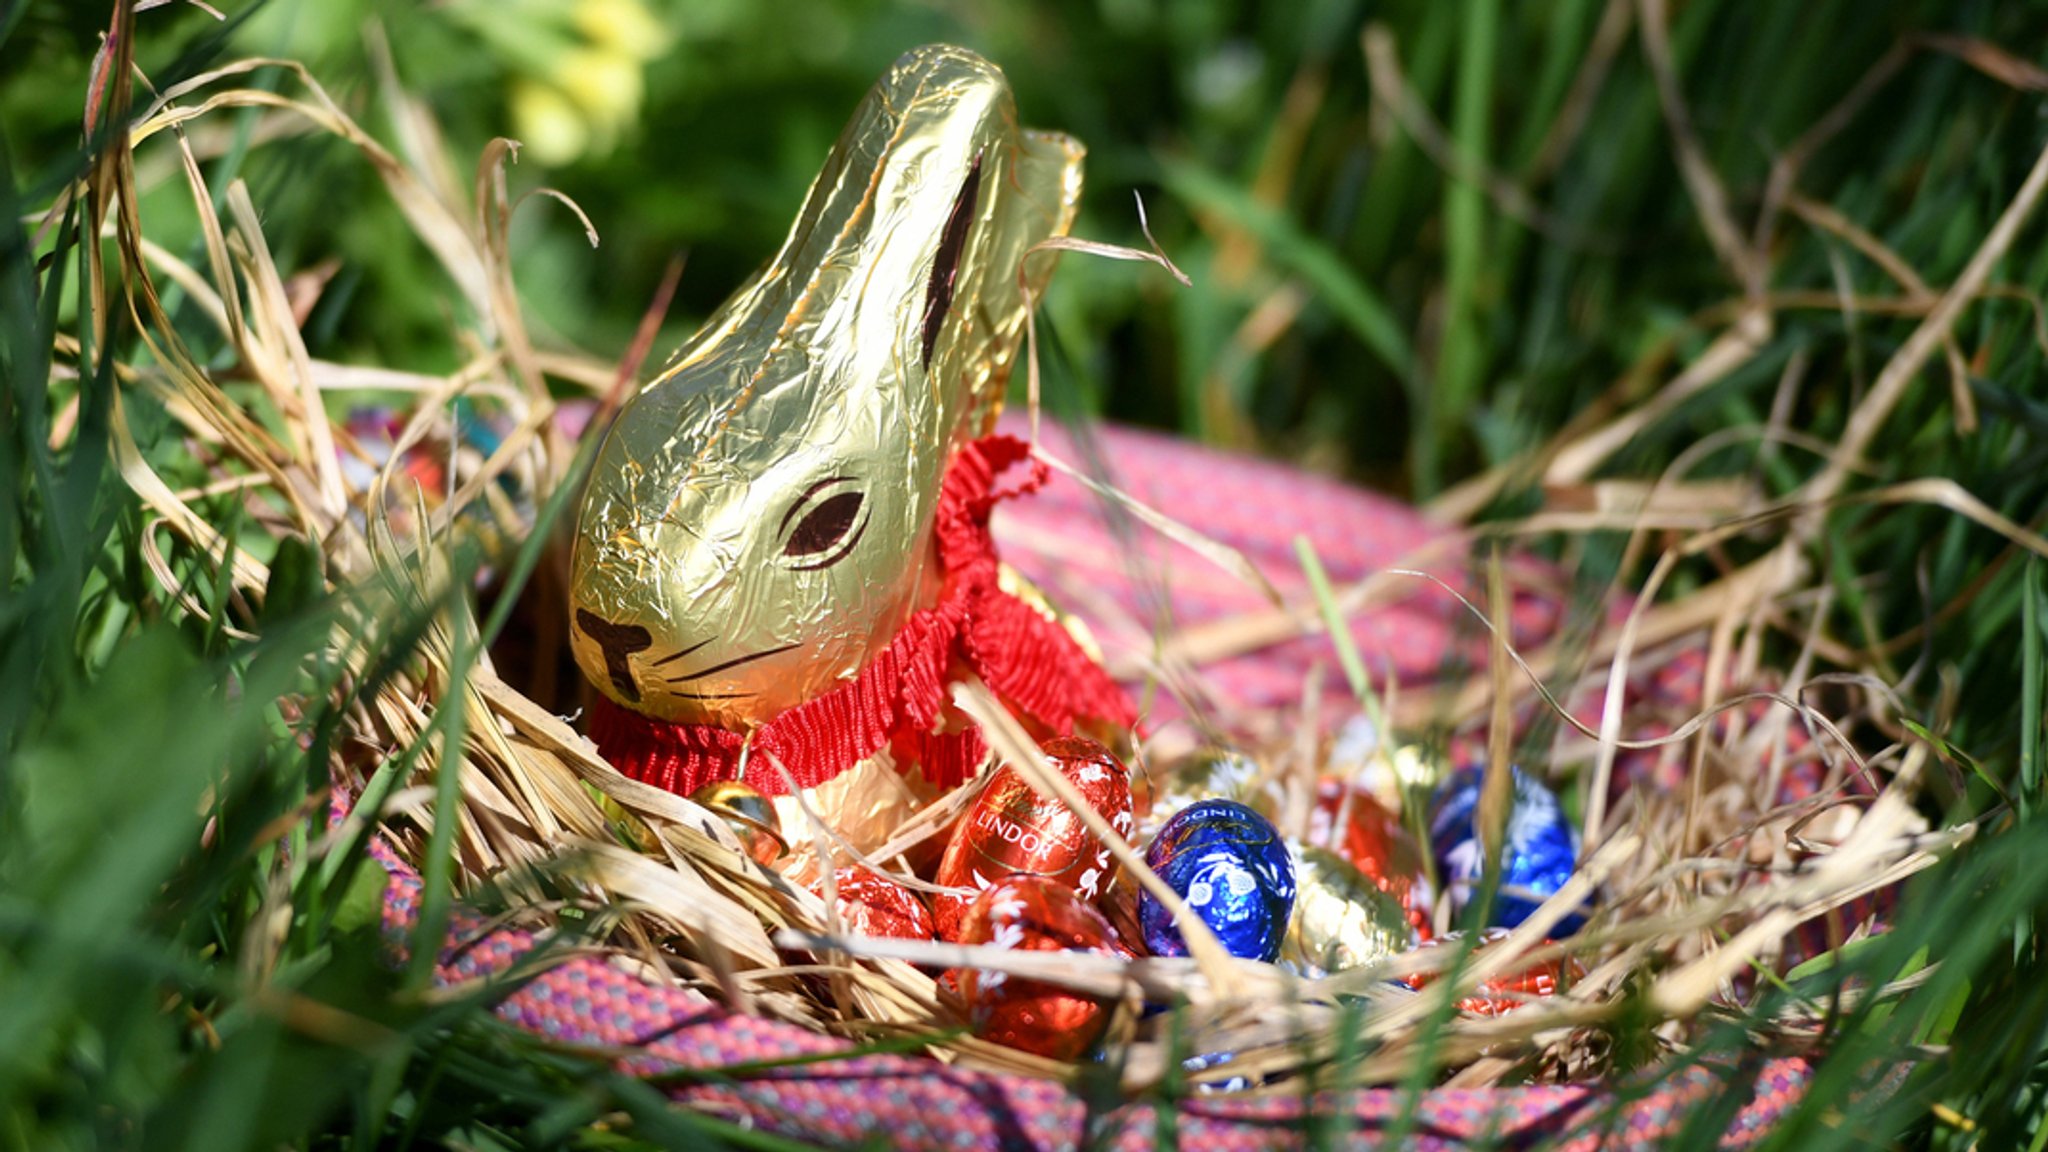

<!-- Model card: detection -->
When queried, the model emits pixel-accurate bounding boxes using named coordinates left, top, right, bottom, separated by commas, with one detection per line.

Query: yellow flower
left=572, top=0, right=670, bottom=62
left=510, top=79, right=589, bottom=167
left=485, top=0, right=665, bottom=164
left=553, top=45, right=644, bottom=144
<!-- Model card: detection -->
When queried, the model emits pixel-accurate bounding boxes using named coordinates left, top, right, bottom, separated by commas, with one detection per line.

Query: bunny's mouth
left=577, top=610, right=799, bottom=706
left=577, top=608, right=653, bottom=702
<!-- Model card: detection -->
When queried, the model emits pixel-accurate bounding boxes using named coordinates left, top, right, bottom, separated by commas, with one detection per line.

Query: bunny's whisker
left=666, top=643, right=801, bottom=684
left=650, top=636, right=717, bottom=668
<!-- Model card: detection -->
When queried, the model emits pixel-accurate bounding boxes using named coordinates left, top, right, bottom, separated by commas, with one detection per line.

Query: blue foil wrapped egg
left=1429, top=766, right=1584, bottom=932
left=1139, top=799, right=1295, bottom=962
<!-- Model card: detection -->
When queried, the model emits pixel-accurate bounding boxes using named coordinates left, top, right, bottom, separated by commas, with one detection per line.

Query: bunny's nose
left=576, top=609, right=652, bottom=702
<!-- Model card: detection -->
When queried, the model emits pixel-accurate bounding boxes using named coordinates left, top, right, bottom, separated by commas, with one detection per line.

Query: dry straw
left=54, top=9, right=2044, bottom=1095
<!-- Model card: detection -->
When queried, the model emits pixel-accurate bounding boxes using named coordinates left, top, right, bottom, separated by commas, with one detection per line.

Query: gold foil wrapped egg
left=689, top=780, right=788, bottom=867
left=1140, top=746, right=1274, bottom=836
left=1283, top=846, right=1417, bottom=976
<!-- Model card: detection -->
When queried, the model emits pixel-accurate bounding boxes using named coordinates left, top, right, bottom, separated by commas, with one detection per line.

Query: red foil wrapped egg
left=1400, top=928, right=1584, bottom=1016
left=1096, top=874, right=1149, bottom=960
left=1308, top=779, right=1434, bottom=939
left=953, top=875, right=1117, bottom=1060
left=815, top=867, right=934, bottom=941
left=933, top=735, right=1134, bottom=940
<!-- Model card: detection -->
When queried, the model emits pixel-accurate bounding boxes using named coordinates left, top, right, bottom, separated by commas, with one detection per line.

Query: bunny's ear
left=920, top=154, right=986, bottom=373
left=946, top=129, right=1087, bottom=438
left=1013, top=131, right=1088, bottom=285
left=645, top=46, right=1014, bottom=419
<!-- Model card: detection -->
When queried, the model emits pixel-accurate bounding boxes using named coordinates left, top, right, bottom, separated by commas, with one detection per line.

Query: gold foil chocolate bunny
left=571, top=46, right=1134, bottom=798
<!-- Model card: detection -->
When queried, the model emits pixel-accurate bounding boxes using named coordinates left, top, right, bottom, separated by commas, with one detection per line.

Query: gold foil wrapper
left=1142, top=747, right=1277, bottom=837
left=1284, top=846, right=1417, bottom=976
left=689, top=780, right=788, bottom=867
left=568, top=45, right=1084, bottom=732
left=1326, top=716, right=1444, bottom=815
left=773, top=754, right=930, bottom=886
left=1389, top=744, right=1444, bottom=795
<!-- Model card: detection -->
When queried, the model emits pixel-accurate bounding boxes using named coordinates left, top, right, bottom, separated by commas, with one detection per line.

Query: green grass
left=6, top=0, right=2048, bottom=1148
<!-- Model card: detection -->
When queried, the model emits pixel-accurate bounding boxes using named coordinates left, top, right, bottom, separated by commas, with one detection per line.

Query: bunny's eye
left=780, top=477, right=868, bottom=570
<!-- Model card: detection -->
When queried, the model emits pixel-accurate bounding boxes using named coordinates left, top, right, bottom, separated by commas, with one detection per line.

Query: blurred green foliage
left=8, top=0, right=2048, bottom=1148
left=4, top=0, right=2043, bottom=497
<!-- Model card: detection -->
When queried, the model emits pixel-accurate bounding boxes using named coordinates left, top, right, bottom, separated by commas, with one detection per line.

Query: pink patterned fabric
left=992, top=415, right=1563, bottom=726
left=372, top=418, right=1823, bottom=1148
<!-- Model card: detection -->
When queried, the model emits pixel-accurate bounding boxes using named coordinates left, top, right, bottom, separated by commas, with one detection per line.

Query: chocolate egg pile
left=767, top=734, right=1592, bottom=1062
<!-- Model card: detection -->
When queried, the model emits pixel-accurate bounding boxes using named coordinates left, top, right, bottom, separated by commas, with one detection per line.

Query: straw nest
left=60, top=22, right=2035, bottom=1097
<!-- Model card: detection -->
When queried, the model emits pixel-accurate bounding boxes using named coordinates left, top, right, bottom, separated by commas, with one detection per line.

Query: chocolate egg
left=1429, top=766, right=1584, bottom=932
left=1180, top=1048, right=1253, bottom=1093
left=1283, top=846, right=1416, bottom=976
left=688, top=779, right=788, bottom=867
left=1096, top=872, right=1149, bottom=960
left=953, top=876, right=1117, bottom=1060
left=1399, top=927, right=1583, bottom=1015
left=933, top=735, right=1133, bottom=940
left=1308, top=779, right=1434, bottom=938
left=1141, top=746, right=1273, bottom=835
left=816, top=867, right=934, bottom=940
left=1138, top=799, right=1295, bottom=962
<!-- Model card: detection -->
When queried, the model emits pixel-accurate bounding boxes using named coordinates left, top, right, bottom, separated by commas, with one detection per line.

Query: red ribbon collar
left=587, top=435, right=1137, bottom=797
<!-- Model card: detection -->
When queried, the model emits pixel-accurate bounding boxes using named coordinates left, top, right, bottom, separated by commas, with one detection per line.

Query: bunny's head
left=569, top=45, right=1083, bottom=730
